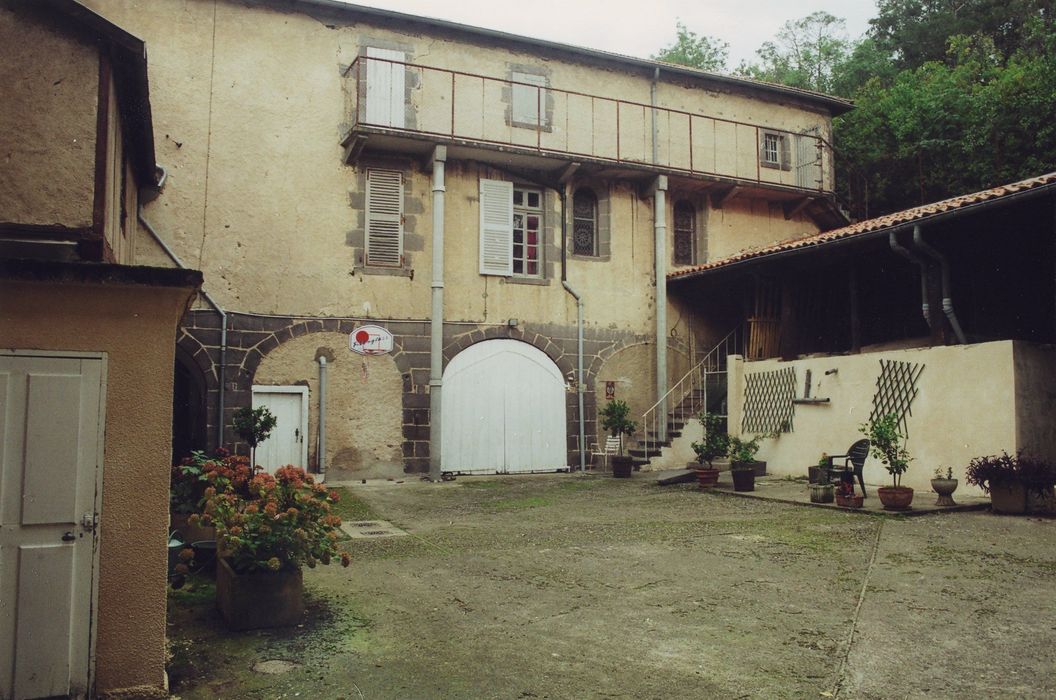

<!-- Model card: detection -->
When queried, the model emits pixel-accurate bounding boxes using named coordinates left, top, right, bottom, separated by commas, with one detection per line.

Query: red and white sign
left=349, top=324, right=394, bottom=355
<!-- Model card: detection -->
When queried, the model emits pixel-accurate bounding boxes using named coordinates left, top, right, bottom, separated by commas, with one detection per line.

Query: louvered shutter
left=479, top=179, right=513, bottom=276
left=366, top=169, right=403, bottom=267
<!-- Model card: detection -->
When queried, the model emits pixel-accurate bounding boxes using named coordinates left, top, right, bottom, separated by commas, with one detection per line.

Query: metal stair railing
left=640, top=325, right=745, bottom=460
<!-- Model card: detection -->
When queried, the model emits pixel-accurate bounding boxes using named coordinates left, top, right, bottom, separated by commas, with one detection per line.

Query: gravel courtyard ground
left=167, top=474, right=1056, bottom=699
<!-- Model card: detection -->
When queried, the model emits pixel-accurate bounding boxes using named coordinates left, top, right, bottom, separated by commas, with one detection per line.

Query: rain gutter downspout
left=651, top=67, right=668, bottom=442
left=429, top=145, right=447, bottom=481
left=888, top=230, right=931, bottom=327
left=317, top=356, right=327, bottom=480
left=138, top=206, right=228, bottom=449
left=912, top=225, right=967, bottom=344
left=559, top=188, right=586, bottom=472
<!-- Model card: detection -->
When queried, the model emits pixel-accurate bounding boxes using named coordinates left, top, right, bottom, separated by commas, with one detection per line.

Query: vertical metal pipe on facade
left=317, top=356, right=327, bottom=480
left=651, top=67, right=668, bottom=443
left=560, top=188, right=586, bottom=472
left=429, top=145, right=447, bottom=481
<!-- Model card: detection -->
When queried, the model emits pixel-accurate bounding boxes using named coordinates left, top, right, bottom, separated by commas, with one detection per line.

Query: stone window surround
left=347, top=156, right=423, bottom=277
left=669, top=194, right=708, bottom=267
left=759, top=129, right=791, bottom=171
left=567, top=179, right=612, bottom=262
left=503, top=63, right=555, bottom=133
left=353, top=38, right=418, bottom=131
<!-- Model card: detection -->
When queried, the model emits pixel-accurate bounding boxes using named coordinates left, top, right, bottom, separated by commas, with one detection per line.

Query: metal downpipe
left=429, top=145, right=447, bottom=481
left=888, top=231, right=931, bottom=327
left=653, top=177, right=668, bottom=442
left=559, top=188, right=586, bottom=472
left=317, top=356, right=327, bottom=480
left=138, top=207, right=228, bottom=449
left=912, top=226, right=967, bottom=344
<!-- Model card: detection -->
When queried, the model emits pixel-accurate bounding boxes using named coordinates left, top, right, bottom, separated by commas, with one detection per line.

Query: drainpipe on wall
left=912, top=225, right=967, bottom=344
left=559, top=188, right=586, bottom=472
left=138, top=206, right=228, bottom=449
left=428, top=145, right=447, bottom=481
left=653, top=175, right=669, bottom=442
left=317, top=355, right=327, bottom=481
left=888, top=231, right=931, bottom=328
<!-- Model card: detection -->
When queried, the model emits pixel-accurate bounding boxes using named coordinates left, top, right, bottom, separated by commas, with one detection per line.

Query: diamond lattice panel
left=742, top=367, right=797, bottom=434
left=869, top=359, right=925, bottom=435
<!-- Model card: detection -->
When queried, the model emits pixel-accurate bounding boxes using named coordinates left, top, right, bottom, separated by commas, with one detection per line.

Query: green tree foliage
left=737, top=11, right=850, bottom=93
left=652, top=21, right=729, bottom=72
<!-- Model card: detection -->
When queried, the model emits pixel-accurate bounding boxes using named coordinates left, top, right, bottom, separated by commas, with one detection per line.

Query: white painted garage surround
left=442, top=339, right=568, bottom=474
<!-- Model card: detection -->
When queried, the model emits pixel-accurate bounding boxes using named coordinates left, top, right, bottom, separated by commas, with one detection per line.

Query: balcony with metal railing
left=342, top=55, right=835, bottom=198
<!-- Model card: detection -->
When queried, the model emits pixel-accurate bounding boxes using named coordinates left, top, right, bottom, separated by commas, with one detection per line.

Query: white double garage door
left=442, top=339, right=568, bottom=474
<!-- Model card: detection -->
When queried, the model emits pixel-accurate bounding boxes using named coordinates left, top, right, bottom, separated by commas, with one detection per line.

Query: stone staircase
left=630, top=379, right=727, bottom=469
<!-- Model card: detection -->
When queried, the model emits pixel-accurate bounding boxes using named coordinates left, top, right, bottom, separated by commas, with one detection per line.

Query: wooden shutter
left=365, top=47, right=405, bottom=128
left=512, top=72, right=547, bottom=126
left=366, top=169, right=403, bottom=267
left=479, top=179, right=513, bottom=276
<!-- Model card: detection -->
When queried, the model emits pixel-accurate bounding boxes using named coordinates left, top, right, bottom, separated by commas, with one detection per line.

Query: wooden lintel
left=342, top=134, right=368, bottom=165
left=783, top=197, right=813, bottom=220
left=710, top=185, right=741, bottom=209
left=557, top=162, right=581, bottom=184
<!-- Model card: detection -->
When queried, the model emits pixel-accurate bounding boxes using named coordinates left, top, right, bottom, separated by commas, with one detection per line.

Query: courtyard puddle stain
left=340, top=519, right=408, bottom=539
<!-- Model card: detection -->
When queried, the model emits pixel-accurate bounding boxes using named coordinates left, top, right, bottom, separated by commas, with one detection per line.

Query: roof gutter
left=668, top=182, right=1056, bottom=283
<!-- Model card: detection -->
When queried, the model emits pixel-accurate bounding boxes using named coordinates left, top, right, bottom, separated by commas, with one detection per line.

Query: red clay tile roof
left=669, top=171, right=1056, bottom=281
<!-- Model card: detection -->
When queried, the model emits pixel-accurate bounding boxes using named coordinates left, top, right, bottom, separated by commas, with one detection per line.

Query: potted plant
left=861, top=414, right=913, bottom=510
left=834, top=478, right=863, bottom=508
left=808, top=453, right=831, bottom=484
left=931, top=466, right=958, bottom=507
left=691, top=412, right=729, bottom=488
left=599, top=399, right=637, bottom=478
left=727, top=435, right=763, bottom=492
left=233, top=405, right=278, bottom=468
left=202, top=465, right=350, bottom=630
left=170, top=448, right=233, bottom=544
left=966, top=452, right=1056, bottom=514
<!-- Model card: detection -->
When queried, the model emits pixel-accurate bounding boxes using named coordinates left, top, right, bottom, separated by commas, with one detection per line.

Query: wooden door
left=365, top=47, right=405, bottom=128
left=0, top=352, right=104, bottom=700
left=251, top=387, right=308, bottom=473
left=441, top=340, right=567, bottom=474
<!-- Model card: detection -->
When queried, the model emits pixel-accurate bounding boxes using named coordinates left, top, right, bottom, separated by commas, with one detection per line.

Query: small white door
left=0, top=352, right=104, bottom=700
left=365, top=47, right=406, bottom=128
left=252, top=386, right=308, bottom=473
left=796, top=127, right=822, bottom=189
left=442, top=340, right=567, bottom=474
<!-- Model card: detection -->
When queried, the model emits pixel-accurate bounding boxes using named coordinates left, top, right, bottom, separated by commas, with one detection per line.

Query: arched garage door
left=442, top=339, right=567, bottom=474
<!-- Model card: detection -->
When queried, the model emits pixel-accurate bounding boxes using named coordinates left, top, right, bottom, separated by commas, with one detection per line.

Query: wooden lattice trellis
left=742, top=367, right=797, bottom=434
left=869, top=359, right=925, bottom=435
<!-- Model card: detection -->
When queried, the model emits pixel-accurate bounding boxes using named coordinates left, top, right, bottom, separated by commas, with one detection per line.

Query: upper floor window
left=673, top=200, right=696, bottom=266
left=479, top=179, right=544, bottom=278
left=572, top=188, right=598, bottom=256
left=510, top=70, right=549, bottom=129
left=760, top=130, right=790, bottom=170
left=365, top=168, right=403, bottom=267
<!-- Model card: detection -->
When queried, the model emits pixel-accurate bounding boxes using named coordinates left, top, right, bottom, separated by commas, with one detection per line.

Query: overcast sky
left=342, top=0, right=879, bottom=68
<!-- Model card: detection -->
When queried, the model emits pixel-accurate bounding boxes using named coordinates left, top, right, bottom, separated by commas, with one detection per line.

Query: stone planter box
left=216, top=558, right=304, bottom=631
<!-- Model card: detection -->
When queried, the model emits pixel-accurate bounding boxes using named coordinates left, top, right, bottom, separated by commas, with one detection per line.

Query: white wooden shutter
left=479, top=179, right=513, bottom=276
left=512, top=72, right=547, bottom=126
left=365, top=47, right=405, bottom=128
left=366, top=169, right=403, bottom=266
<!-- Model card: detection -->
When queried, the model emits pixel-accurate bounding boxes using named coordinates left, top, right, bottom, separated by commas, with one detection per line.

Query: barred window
left=674, top=200, right=696, bottom=266
left=572, top=188, right=598, bottom=256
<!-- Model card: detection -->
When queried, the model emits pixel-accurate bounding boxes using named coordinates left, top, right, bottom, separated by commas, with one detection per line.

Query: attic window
left=763, top=134, right=781, bottom=165
left=760, top=130, right=791, bottom=171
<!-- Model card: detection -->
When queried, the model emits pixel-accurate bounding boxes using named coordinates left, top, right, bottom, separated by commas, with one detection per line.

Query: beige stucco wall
left=81, top=0, right=824, bottom=328
left=253, top=332, right=405, bottom=480
left=0, top=277, right=196, bottom=697
left=727, top=341, right=1021, bottom=495
left=595, top=342, right=690, bottom=444
left=0, top=6, right=98, bottom=228
left=1013, top=342, right=1056, bottom=463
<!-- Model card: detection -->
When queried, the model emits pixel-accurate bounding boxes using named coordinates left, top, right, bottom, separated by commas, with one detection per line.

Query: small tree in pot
left=861, top=413, right=914, bottom=510
left=233, top=405, right=277, bottom=469
left=728, top=435, right=763, bottom=492
left=599, top=399, right=637, bottom=478
left=691, top=412, right=729, bottom=488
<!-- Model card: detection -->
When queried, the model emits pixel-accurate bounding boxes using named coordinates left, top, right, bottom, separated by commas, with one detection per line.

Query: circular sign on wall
left=349, top=324, right=394, bottom=355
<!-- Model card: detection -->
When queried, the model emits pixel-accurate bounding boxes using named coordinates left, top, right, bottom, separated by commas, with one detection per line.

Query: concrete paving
left=166, top=473, right=1056, bottom=699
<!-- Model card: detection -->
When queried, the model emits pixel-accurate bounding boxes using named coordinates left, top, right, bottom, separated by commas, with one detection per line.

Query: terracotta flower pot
left=696, top=467, right=720, bottom=488
left=989, top=480, right=1027, bottom=514
left=835, top=493, right=864, bottom=508
left=216, top=558, right=304, bottom=631
left=877, top=485, right=915, bottom=511
left=930, top=478, right=958, bottom=506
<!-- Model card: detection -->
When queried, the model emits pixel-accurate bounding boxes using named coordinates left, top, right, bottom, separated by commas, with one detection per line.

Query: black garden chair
left=826, top=439, right=870, bottom=497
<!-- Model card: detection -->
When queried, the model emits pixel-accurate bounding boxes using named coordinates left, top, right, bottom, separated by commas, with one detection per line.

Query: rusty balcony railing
left=344, top=56, right=832, bottom=195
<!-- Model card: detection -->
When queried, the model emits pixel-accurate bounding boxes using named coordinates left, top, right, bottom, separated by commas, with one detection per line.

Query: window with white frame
left=365, top=168, right=403, bottom=266
left=760, top=130, right=791, bottom=170
left=479, top=179, right=544, bottom=278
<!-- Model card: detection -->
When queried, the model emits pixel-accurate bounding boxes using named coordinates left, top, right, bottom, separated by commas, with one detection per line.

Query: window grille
left=673, top=201, right=695, bottom=266
left=572, top=188, right=597, bottom=256
left=763, top=133, right=781, bottom=164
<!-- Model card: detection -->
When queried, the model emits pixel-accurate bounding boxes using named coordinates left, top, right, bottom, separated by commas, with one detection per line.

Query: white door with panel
left=364, top=47, right=406, bottom=128
left=0, top=352, right=104, bottom=700
left=442, top=340, right=567, bottom=474
left=252, top=386, right=308, bottom=473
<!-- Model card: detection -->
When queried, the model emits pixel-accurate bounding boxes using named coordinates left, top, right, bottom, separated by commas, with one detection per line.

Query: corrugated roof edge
left=280, top=0, right=854, bottom=115
left=669, top=171, right=1056, bottom=282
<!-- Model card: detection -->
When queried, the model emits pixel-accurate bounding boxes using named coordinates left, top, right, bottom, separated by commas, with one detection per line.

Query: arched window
left=674, top=200, right=696, bottom=266
left=572, top=188, right=598, bottom=256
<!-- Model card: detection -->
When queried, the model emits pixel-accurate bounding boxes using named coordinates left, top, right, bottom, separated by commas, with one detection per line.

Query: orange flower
left=340, top=552, right=351, bottom=567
